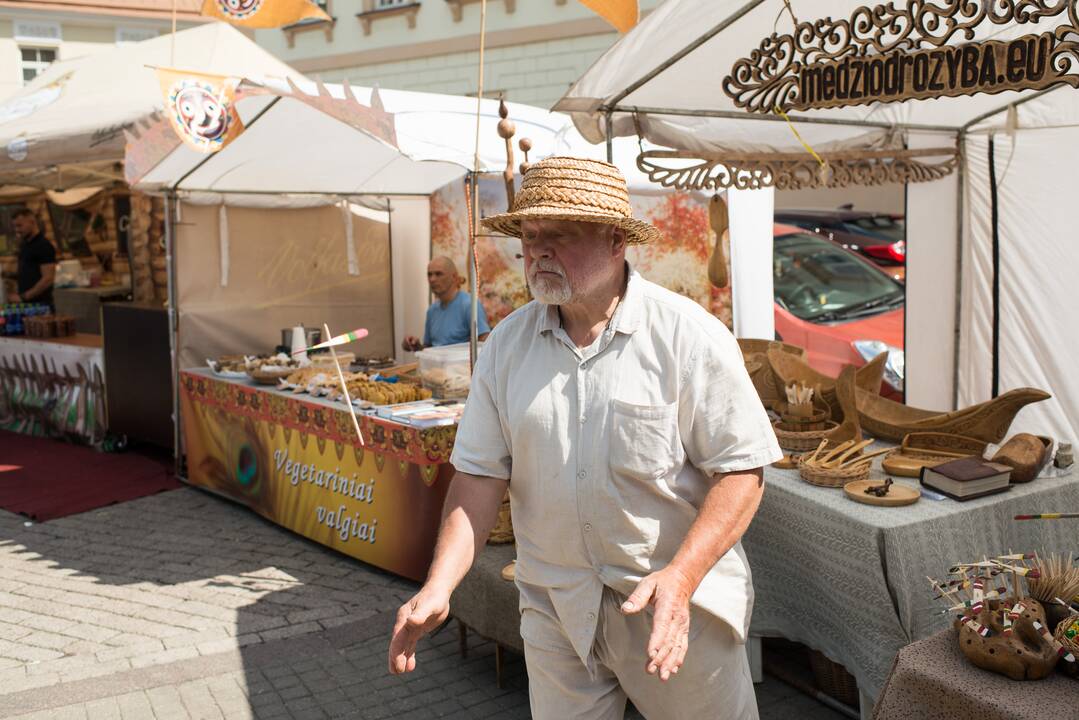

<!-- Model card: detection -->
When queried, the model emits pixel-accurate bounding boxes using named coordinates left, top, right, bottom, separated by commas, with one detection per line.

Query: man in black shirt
left=6, top=208, right=56, bottom=307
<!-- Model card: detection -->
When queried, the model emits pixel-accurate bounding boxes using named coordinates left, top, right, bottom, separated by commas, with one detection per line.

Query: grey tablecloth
left=745, top=458, right=1078, bottom=702
left=872, top=628, right=1079, bottom=719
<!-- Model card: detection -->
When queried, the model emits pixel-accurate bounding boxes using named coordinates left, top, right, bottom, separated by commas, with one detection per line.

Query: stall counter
left=179, top=368, right=458, bottom=582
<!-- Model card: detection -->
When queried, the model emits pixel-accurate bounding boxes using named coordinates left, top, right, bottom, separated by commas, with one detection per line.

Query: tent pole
left=164, top=192, right=182, bottom=473
left=607, top=105, right=958, bottom=133
left=988, top=135, right=1000, bottom=398
left=468, top=0, right=489, bottom=369
left=960, top=85, right=1064, bottom=133
left=605, top=109, right=613, bottom=163
left=952, top=133, right=965, bottom=411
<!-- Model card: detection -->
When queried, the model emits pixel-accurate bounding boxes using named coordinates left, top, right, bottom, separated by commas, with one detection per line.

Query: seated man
left=402, top=256, right=489, bottom=352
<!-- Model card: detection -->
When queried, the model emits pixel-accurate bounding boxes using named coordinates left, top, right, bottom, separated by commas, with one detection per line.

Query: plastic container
left=415, top=342, right=481, bottom=398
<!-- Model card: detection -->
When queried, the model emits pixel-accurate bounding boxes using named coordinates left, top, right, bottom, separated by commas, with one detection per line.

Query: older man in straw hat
left=388, top=157, right=781, bottom=719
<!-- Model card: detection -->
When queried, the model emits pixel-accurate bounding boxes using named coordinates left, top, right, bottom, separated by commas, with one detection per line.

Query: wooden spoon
left=823, top=439, right=874, bottom=468
left=837, top=446, right=893, bottom=469
left=707, top=194, right=730, bottom=288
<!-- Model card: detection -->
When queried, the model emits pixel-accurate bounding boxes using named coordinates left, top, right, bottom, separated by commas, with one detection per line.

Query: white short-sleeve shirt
left=450, top=266, right=782, bottom=664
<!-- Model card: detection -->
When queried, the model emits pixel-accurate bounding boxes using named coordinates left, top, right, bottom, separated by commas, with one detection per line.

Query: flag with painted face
left=577, top=0, right=638, bottom=33
left=157, top=69, right=244, bottom=153
left=200, top=0, right=331, bottom=28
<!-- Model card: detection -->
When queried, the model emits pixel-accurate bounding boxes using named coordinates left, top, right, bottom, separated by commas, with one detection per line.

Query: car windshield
left=845, top=216, right=905, bottom=243
left=774, top=232, right=903, bottom=322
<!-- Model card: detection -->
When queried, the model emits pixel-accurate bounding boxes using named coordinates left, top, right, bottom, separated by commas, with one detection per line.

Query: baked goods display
left=280, top=367, right=432, bottom=406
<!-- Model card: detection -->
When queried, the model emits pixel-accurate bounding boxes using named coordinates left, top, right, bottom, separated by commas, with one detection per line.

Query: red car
left=774, top=208, right=907, bottom=282
left=771, top=224, right=906, bottom=400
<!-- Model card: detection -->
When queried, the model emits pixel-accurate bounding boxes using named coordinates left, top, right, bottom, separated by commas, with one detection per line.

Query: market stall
left=0, top=24, right=303, bottom=445
left=128, top=73, right=674, bottom=579
left=556, top=1, right=1079, bottom=715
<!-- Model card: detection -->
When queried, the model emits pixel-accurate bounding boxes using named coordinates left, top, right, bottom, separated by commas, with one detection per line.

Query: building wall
left=256, top=0, right=662, bottom=109
left=0, top=8, right=199, bottom=102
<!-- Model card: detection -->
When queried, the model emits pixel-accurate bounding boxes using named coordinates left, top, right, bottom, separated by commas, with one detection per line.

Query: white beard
left=527, top=260, right=572, bottom=305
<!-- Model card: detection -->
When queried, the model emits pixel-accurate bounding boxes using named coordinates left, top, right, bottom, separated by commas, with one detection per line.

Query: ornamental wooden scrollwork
left=723, top=0, right=1079, bottom=113
left=636, top=146, right=960, bottom=191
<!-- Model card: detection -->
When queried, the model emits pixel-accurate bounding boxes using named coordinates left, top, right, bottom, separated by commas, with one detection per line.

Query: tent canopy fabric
left=0, top=22, right=302, bottom=189
left=556, top=0, right=1076, bottom=150
left=133, top=80, right=659, bottom=199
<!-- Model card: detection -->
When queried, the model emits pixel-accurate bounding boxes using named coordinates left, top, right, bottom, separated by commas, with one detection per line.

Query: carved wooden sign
left=724, top=1, right=1079, bottom=114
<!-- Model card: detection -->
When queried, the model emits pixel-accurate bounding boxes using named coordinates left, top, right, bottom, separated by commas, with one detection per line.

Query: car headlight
left=853, top=339, right=905, bottom=392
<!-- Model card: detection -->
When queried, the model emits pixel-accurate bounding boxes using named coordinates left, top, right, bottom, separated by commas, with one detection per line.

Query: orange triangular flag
left=156, top=69, right=244, bottom=153
left=201, top=0, right=331, bottom=29
left=577, top=0, right=638, bottom=33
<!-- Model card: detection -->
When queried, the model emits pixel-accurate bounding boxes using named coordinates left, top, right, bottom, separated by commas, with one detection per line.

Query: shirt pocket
left=609, top=399, right=679, bottom=482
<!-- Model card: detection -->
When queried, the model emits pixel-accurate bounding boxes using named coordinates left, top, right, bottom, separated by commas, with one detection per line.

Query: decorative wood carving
left=637, top=146, right=960, bottom=191
left=723, top=1, right=1079, bottom=114
left=358, top=1, right=421, bottom=35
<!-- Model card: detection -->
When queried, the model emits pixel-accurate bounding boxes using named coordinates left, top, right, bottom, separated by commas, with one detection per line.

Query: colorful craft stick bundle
left=963, top=617, right=992, bottom=637
left=996, top=553, right=1037, bottom=561
left=971, top=578, right=986, bottom=614
left=1033, top=621, right=1076, bottom=661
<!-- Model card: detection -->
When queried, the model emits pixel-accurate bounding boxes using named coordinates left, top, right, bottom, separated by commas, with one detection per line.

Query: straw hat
left=481, top=156, right=661, bottom=245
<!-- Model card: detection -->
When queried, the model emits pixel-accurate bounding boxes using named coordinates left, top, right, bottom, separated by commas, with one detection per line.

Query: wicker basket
left=798, top=455, right=871, bottom=488
left=488, top=490, right=514, bottom=544
left=773, top=419, right=839, bottom=452
left=1055, top=616, right=1079, bottom=678
left=780, top=408, right=830, bottom=431
left=808, top=649, right=860, bottom=707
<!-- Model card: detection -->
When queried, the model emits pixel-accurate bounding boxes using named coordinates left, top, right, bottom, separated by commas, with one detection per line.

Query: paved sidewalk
left=0, top=487, right=844, bottom=719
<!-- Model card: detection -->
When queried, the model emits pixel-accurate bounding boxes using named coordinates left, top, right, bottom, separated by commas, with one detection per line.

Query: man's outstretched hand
left=388, top=588, right=450, bottom=674
left=621, top=566, right=694, bottom=682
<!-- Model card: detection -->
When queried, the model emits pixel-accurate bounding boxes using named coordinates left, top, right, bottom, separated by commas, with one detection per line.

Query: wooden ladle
left=707, top=193, right=729, bottom=289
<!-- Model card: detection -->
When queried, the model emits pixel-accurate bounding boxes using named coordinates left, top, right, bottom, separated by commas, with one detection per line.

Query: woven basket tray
left=798, top=455, right=871, bottom=488
left=773, top=419, right=839, bottom=452
left=1056, top=616, right=1079, bottom=677
left=780, top=408, right=830, bottom=431
left=487, top=491, right=514, bottom=545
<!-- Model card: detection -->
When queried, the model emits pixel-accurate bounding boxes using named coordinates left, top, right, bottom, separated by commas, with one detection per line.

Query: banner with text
left=180, top=371, right=455, bottom=581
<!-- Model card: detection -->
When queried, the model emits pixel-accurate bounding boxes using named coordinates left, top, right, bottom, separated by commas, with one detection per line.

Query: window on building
left=376, top=0, right=412, bottom=7
left=116, top=27, right=159, bottom=46
left=20, top=47, right=56, bottom=84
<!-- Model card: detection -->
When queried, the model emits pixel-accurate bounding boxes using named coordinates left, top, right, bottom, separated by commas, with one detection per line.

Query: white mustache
left=528, top=259, right=566, bottom=281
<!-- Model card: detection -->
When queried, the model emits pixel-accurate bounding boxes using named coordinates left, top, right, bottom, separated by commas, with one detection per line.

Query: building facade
left=255, top=0, right=662, bottom=109
left=0, top=0, right=203, bottom=101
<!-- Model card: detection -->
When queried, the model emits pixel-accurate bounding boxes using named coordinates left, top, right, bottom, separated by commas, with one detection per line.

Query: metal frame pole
left=164, top=192, right=182, bottom=473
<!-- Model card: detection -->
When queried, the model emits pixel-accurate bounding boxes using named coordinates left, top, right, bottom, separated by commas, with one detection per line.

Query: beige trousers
left=522, top=588, right=759, bottom=720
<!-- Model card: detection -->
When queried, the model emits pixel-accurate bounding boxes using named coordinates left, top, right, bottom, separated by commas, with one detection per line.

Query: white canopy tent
left=556, top=0, right=1079, bottom=446
left=0, top=22, right=302, bottom=191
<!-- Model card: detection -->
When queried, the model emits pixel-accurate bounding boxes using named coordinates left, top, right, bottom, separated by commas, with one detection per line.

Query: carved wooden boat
left=855, top=386, right=1051, bottom=444
left=881, top=432, right=988, bottom=477
left=767, top=348, right=886, bottom=418
left=737, top=339, right=806, bottom=409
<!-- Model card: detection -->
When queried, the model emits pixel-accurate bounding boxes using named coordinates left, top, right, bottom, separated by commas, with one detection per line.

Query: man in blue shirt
left=402, top=256, right=489, bottom=352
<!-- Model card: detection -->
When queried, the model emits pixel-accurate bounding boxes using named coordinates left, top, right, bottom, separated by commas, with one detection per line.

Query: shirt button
left=579, top=415, right=586, bottom=423
left=577, top=470, right=586, bottom=480
left=587, top=612, right=596, bottom=621
left=583, top=523, right=592, bottom=532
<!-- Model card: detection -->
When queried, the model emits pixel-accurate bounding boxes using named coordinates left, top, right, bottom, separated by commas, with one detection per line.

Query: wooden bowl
left=798, top=455, right=870, bottom=488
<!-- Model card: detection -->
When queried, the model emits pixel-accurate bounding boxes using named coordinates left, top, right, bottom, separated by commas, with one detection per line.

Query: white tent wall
left=961, top=129, right=1079, bottom=445
left=728, top=185, right=776, bottom=340
left=174, top=202, right=395, bottom=371
left=388, top=196, right=435, bottom=362
left=905, top=131, right=960, bottom=410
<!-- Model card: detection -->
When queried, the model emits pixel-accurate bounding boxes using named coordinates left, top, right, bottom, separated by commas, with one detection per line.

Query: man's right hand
left=401, top=335, right=423, bottom=352
left=388, top=587, right=450, bottom=674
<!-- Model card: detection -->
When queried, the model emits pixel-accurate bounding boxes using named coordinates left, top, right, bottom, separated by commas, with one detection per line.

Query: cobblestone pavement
left=0, top=487, right=843, bottom=719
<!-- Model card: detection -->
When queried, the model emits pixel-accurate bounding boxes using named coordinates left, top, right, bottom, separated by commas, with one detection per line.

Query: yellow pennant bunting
left=577, top=0, right=639, bottom=34
left=157, top=69, right=244, bottom=153
left=201, top=0, right=331, bottom=29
